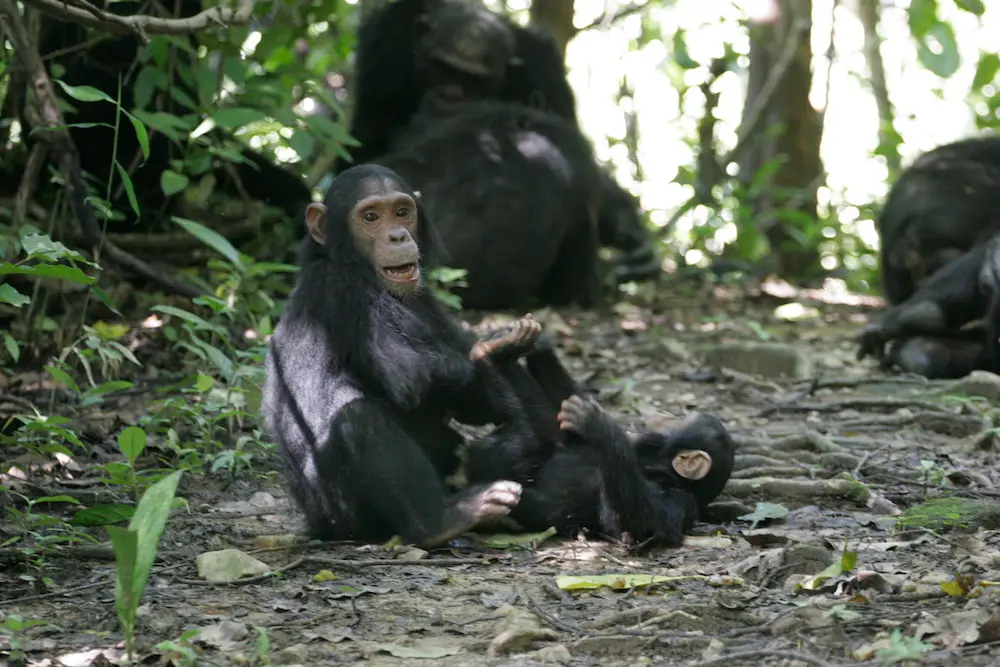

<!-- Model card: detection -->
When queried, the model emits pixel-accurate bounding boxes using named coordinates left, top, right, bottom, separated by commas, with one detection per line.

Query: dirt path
left=4, top=286, right=1000, bottom=666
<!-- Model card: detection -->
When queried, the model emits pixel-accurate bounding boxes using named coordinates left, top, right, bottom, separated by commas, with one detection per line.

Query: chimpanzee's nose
left=388, top=229, right=408, bottom=243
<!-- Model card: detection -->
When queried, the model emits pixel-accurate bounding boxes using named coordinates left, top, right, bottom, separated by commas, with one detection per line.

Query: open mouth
left=382, top=263, right=420, bottom=283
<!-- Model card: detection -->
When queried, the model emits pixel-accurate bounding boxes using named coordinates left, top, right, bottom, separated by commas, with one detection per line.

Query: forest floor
left=4, top=276, right=1000, bottom=667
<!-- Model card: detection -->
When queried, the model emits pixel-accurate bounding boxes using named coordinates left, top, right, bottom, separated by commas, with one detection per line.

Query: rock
left=700, top=342, right=813, bottom=379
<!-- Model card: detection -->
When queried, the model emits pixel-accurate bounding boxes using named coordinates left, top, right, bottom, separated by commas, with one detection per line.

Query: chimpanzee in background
left=264, top=164, right=586, bottom=545
left=331, top=0, right=659, bottom=301
left=877, top=135, right=1000, bottom=305
left=859, top=233, right=1000, bottom=378
left=373, top=93, right=603, bottom=309
left=9, top=0, right=310, bottom=231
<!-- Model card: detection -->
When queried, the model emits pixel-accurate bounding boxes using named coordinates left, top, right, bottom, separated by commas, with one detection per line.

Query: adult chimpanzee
left=373, top=94, right=602, bottom=309
left=463, top=336, right=737, bottom=547
left=332, top=0, right=659, bottom=289
left=858, top=233, right=1000, bottom=378
left=264, top=163, right=592, bottom=546
left=877, top=135, right=1000, bottom=305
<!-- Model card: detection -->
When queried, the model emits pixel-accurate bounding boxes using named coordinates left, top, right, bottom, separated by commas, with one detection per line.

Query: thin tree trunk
left=737, top=0, right=824, bottom=280
left=857, top=0, right=900, bottom=174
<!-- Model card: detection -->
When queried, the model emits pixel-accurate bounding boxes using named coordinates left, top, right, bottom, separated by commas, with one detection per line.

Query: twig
left=0, top=0, right=203, bottom=298
left=20, top=0, right=255, bottom=41
left=12, top=142, right=48, bottom=228
left=689, top=648, right=832, bottom=667
left=0, top=579, right=108, bottom=606
left=182, top=555, right=495, bottom=586
left=578, top=2, right=647, bottom=32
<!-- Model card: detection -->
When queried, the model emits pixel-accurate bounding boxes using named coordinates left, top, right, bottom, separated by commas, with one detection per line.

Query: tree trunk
left=737, top=0, right=824, bottom=280
left=529, top=0, right=575, bottom=57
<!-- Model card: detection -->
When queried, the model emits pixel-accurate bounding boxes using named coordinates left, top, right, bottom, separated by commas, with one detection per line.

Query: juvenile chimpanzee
left=878, top=135, right=1000, bottom=305
left=462, top=339, right=736, bottom=547
left=858, top=233, right=1000, bottom=378
left=265, top=164, right=571, bottom=546
left=373, top=96, right=603, bottom=309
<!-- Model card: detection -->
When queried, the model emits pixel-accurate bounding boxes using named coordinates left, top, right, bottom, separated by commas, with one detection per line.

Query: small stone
left=700, top=342, right=813, bottom=379
left=532, top=645, right=572, bottom=664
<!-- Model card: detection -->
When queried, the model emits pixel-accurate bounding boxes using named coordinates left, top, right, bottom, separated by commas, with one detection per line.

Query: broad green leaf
left=107, top=524, right=139, bottom=648
left=160, top=170, right=190, bottom=197
left=972, top=52, right=1000, bottom=92
left=124, top=470, right=184, bottom=619
left=555, top=573, right=704, bottom=591
left=118, top=426, right=148, bottom=463
left=210, top=107, right=267, bottom=129
left=915, top=21, right=960, bottom=78
left=54, top=79, right=114, bottom=103
left=0, top=284, right=29, bottom=308
left=72, top=503, right=136, bottom=526
left=115, top=162, right=141, bottom=218
left=29, top=264, right=95, bottom=285
left=172, top=216, right=242, bottom=267
left=954, top=0, right=985, bottom=15
left=672, top=30, right=699, bottom=69
left=20, top=233, right=86, bottom=262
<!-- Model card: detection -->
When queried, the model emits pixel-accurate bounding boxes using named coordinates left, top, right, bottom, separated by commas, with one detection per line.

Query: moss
left=897, top=497, right=1000, bottom=533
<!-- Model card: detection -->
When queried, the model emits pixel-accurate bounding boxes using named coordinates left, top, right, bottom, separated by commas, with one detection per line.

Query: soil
left=3, top=280, right=1000, bottom=667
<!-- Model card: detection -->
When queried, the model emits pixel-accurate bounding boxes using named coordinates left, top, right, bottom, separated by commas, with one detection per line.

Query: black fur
left=375, top=99, right=603, bottom=309
left=878, top=135, right=1000, bottom=305
left=330, top=0, right=658, bottom=287
left=264, top=164, right=550, bottom=544
left=859, top=233, right=1000, bottom=378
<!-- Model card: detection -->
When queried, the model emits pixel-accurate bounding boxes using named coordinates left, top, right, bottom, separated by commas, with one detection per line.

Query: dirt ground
left=3, top=279, right=1000, bottom=667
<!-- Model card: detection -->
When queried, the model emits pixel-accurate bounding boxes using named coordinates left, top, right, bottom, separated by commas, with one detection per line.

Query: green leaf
left=151, top=305, right=214, bottom=329
left=72, top=503, right=136, bottom=526
left=126, top=470, right=183, bottom=604
left=117, top=426, right=148, bottom=464
left=672, top=30, right=699, bottom=69
left=908, top=0, right=939, bottom=38
left=972, top=52, right=1000, bottom=92
left=472, top=527, right=557, bottom=549
left=210, top=107, right=267, bottom=129
left=2, top=332, right=21, bottom=361
left=0, top=284, right=29, bottom=308
left=115, top=161, right=141, bottom=218
left=171, top=216, right=242, bottom=267
left=54, top=79, right=115, bottom=103
left=122, top=110, right=150, bottom=161
left=737, top=501, right=789, bottom=530
left=555, top=573, right=704, bottom=591
left=88, top=380, right=135, bottom=396
left=160, top=170, right=190, bottom=197
left=288, top=130, right=316, bottom=162
left=20, top=233, right=86, bottom=262
left=915, top=21, right=960, bottom=78
left=107, top=524, right=139, bottom=647
left=954, top=0, right=985, bottom=15
left=45, top=365, right=80, bottom=393
left=34, top=495, right=81, bottom=505
left=194, top=374, right=214, bottom=392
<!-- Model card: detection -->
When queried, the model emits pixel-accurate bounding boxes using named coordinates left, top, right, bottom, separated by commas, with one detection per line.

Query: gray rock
left=701, top=342, right=813, bottom=379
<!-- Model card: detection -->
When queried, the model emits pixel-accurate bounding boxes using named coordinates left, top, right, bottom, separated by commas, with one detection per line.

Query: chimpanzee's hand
left=557, top=394, right=603, bottom=438
left=857, top=322, right=890, bottom=361
left=470, top=314, right=541, bottom=362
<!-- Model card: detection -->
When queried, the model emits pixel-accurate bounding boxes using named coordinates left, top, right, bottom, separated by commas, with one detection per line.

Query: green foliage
left=877, top=629, right=934, bottom=665
left=107, top=469, right=184, bottom=661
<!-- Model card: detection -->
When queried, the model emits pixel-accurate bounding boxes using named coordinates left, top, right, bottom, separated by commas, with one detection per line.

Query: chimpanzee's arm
left=563, top=402, right=695, bottom=546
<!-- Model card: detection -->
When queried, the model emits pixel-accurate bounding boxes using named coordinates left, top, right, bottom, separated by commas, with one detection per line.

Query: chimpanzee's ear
left=672, top=450, right=712, bottom=480
left=305, top=203, right=328, bottom=245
